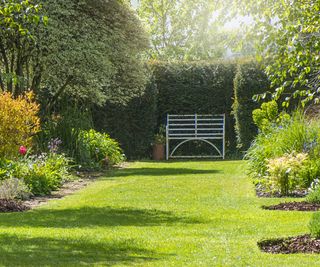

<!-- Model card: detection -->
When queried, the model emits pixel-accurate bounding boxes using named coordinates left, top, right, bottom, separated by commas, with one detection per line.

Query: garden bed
left=262, top=201, right=320, bottom=211
left=0, top=200, right=30, bottom=213
left=255, top=185, right=307, bottom=198
left=24, top=172, right=103, bottom=209
left=0, top=170, right=118, bottom=212
left=258, top=235, right=320, bottom=254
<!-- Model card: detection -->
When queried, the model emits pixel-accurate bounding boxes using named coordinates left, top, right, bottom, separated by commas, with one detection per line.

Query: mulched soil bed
left=0, top=199, right=30, bottom=212
left=262, top=201, right=320, bottom=211
left=258, top=235, right=320, bottom=254
left=255, top=185, right=307, bottom=198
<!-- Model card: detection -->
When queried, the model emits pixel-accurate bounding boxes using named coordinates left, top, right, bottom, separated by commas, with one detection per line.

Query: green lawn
left=0, top=161, right=319, bottom=266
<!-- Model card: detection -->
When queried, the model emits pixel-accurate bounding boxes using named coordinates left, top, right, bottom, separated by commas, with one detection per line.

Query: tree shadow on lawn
left=0, top=206, right=204, bottom=229
left=0, top=233, right=167, bottom=266
left=108, top=167, right=221, bottom=178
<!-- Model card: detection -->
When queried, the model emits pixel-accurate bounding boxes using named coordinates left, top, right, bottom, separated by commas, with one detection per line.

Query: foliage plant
left=246, top=111, right=320, bottom=195
left=0, top=151, right=70, bottom=196
left=307, top=179, right=320, bottom=204
left=76, top=129, right=124, bottom=169
left=252, top=101, right=291, bottom=133
left=0, top=178, right=31, bottom=200
left=266, top=152, right=308, bottom=195
left=0, top=92, right=40, bottom=158
left=153, top=125, right=166, bottom=145
left=36, top=105, right=93, bottom=158
left=309, top=212, right=320, bottom=238
left=13, top=153, right=70, bottom=196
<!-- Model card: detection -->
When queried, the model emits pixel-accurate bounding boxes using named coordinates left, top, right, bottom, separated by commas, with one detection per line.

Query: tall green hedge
left=233, top=62, right=270, bottom=151
left=94, top=60, right=269, bottom=159
left=93, top=80, right=158, bottom=159
left=151, top=61, right=238, bottom=154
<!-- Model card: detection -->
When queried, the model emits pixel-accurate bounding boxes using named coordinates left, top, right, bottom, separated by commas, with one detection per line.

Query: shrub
left=233, top=62, right=269, bottom=150
left=307, top=190, right=320, bottom=204
left=266, top=152, right=308, bottom=195
left=309, top=212, right=320, bottom=238
left=0, top=178, right=31, bottom=200
left=0, top=91, right=40, bottom=158
left=76, top=129, right=124, bottom=169
left=252, top=101, right=290, bottom=133
left=247, top=113, right=320, bottom=195
left=247, top=113, right=320, bottom=178
left=36, top=105, right=93, bottom=158
left=307, top=179, right=320, bottom=204
left=0, top=153, right=70, bottom=196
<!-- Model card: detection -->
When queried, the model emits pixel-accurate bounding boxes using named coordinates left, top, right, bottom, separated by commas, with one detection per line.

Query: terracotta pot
left=153, top=144, right=165, bottom=161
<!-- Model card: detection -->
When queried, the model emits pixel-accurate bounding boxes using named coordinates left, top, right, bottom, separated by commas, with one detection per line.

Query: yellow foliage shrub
left=0, top=91, right=40, bottom=158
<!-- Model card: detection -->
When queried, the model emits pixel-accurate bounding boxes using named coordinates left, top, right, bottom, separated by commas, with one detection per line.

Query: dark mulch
left=262, top=201, right=320, bottom=211
left=0, top=199, right=30, bottom=213
left=255, top=185, right=307, bottom=198
left=258, top=235, right=320, bottom=254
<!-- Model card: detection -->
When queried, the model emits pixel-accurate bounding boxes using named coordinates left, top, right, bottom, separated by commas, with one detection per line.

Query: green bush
left=307, top=179, right=320, bottom=204
left=252, top=101, right=291, bottom=133
left=0, top=153, right=70, bottom=196
left=266, top=152, right=309, bottom=195
left=233, top=62, right=270, bottom=150
left=0, top=178, right=31, bottom=200
left=76, top=129, right=124, bottom=169
left=309, top=212, right=320, bottom=238
left=307, top=191, right=320, bottom=204
left=247, top=113, right=320, bottom=195
left=36, top=105, right=93, bottom=158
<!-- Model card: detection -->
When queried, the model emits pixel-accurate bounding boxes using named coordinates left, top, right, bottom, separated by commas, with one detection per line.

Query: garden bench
left=166, top=114, right=225, bottom=160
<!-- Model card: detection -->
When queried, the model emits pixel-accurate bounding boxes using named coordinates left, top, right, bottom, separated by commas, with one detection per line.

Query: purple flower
left=48, top=138, right=62, bottom=154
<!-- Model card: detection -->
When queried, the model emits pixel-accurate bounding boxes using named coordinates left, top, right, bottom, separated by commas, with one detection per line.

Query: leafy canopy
left=138, top=0, right=227, bottom=60
left=233, top=0, right=320, bottom=107
left=0, top=0, right=149, bottom=109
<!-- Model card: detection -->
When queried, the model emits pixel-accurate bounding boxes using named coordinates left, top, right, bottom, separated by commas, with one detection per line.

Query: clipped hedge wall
left=93, top=80, right=158, bottom=159
left=233, top=62, right=270, bottom=151
left=94, top=60, right=269, bottom=159
left=151, top=61, right=238, bottom=154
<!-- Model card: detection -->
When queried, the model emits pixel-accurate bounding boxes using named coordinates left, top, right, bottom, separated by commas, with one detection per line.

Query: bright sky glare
left=130, top=0, right=253, bottom=30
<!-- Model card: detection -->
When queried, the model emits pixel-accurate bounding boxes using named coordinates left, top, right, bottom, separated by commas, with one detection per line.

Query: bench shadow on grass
left=0, top=233, right=166, bottom=266
left=0, top=206, right=204, bottom=229
left=108, top=167, right=221, bottom=177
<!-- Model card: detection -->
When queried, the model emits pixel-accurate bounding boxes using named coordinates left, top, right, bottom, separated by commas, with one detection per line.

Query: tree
left=138, top=0, right=227, bottom=60
left=233, top=0, right=320, bottom=106
left=38, top=0, right=149, bottom=109
left=1, top=0, right=149, bottom=110
left=0, top=0, right=47, bottom=95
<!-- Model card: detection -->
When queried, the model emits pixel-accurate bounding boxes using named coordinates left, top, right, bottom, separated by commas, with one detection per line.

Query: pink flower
left=19, top=146, right=27, bottom=156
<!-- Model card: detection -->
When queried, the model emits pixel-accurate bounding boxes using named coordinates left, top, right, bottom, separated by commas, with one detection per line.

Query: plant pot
left=153, top=144, right=165, bottom=161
